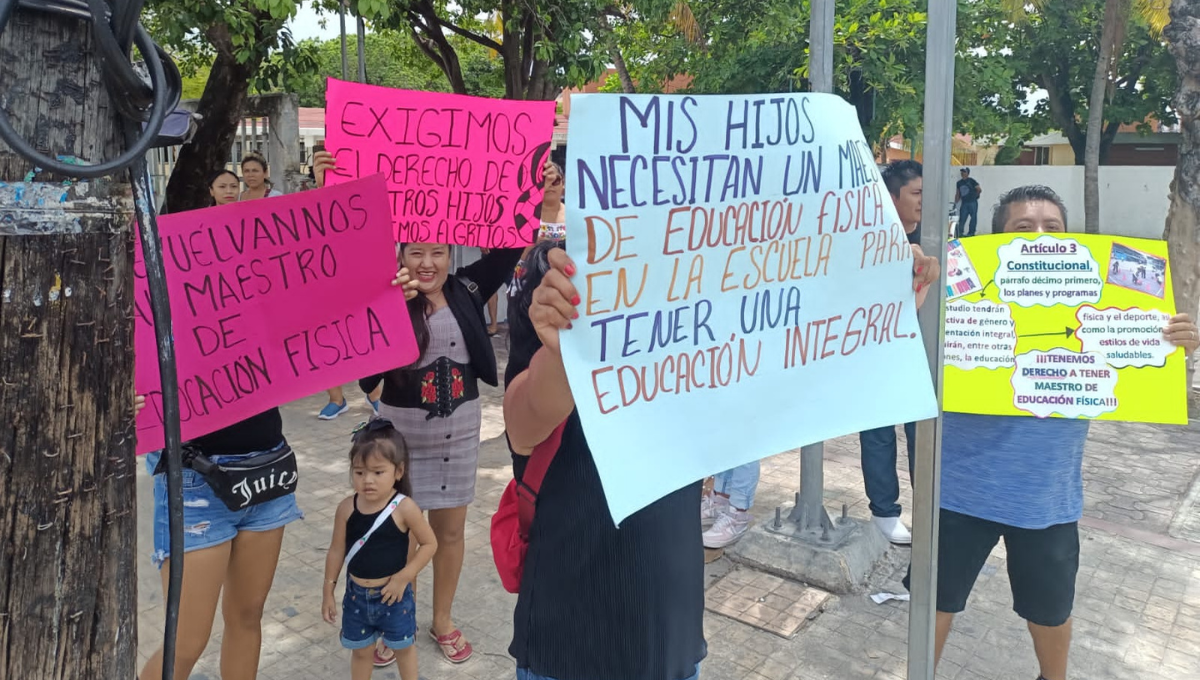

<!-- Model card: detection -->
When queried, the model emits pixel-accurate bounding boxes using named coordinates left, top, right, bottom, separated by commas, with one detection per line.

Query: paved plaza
left=136, top=337, right=1200, bottom=680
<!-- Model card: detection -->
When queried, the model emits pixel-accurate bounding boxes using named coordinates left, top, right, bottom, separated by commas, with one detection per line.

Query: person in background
left=136, top=171, right=419, bottom=680
left=323, top=384, right=384, bottom=420
left=483, top=248, right=502, bottom=336
left=909, top=184, right=1200, bottom=680
left=208, top=169, right=241, bottom=207
left=954, top=167, right=982, bottom=237
left=858, top=159, right=926, bottom=545
left=699, top=462, right=760, bottom=548
left=239, top=151, right=282, bottom=201
left=315, top=149, right=523, bottom=665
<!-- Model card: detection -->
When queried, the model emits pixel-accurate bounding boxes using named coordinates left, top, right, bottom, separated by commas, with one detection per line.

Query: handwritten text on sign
left=324, top=79, right=555, bottom=248
left=134, top=176, right=419, bottom=453
left=560, top=94, right=939, bottom=524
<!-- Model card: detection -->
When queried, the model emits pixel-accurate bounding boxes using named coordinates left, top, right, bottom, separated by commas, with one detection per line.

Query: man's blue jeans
left=517, top=666, right=700, bottom=680
left=859, top=422, right=916, bottom=518
left=712, top=461, right=760, bottom=510
left=958, top=201, right=979, bottom=237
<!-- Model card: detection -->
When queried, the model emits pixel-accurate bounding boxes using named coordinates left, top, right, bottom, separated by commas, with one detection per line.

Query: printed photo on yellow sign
left=943, top=232, right=1185, bottom=425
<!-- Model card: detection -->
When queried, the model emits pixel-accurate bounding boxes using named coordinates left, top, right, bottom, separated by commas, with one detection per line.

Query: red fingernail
left=572, top=311, right=579, bottom=319
left=565, top=265, right=577, bottom=276
left=916, top=266, right=924, bottom=274
left=571, top=295, right=581, bottom=306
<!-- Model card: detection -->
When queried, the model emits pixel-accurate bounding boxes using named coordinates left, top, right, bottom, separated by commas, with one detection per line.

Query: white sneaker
left=873, top=516, right=912, bottom=545
left=703, top=510, right=752, bottom=548
left=701, top=494, right=730, bottom=526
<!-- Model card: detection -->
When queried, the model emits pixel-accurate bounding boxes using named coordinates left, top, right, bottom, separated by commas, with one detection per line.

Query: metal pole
left=339, top=1, right=348, bottom=80
left=793, top=0, right=837, bottom=533
left=908, top=0, right=956, bottom=677
left=356, top=15, right=367, bottom=83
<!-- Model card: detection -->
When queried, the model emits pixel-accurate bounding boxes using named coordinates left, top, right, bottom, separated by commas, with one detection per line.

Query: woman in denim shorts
left=138, top=408, right=303, bottom=680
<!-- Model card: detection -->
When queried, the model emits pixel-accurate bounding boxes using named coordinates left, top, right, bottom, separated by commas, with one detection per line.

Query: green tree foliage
left=285, top=30, right=506, bottom=107
left=326, top=0, right=611, bottom=99
left=607, top=0, right=1019, bottom=153
left=145, top=0, right=319, bottom=211
left=975, top=0, right=1176, bottom=164
left=608, top=0, right=1175, bottom=163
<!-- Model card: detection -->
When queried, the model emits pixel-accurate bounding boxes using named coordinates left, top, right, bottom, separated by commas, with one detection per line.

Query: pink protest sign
left=324, top=78, right=555, bottom=248
left=134, top=175, right=419, bottom=454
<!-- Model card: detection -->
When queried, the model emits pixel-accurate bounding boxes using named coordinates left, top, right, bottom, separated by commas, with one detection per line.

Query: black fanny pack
left=154, top=443, right=299, bottom=511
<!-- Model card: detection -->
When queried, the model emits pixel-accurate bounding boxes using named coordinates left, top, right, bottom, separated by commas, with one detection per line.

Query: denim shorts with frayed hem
left=145, top=448, right=304, bottom=568
left=340, top=580, right=417, bottom=650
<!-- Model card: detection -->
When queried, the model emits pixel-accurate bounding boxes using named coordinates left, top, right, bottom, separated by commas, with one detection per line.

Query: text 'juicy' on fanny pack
left=490, top=421, right=566, bottom=594
left=154, top=443, right=299, bottom=511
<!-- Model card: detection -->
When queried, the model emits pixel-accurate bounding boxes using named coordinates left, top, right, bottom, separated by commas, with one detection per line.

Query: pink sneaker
left=703, top=510, right=752, bottom=548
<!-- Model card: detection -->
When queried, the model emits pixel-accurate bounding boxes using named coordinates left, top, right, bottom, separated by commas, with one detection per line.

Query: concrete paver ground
left=136, top=341, right=1200, bottom=679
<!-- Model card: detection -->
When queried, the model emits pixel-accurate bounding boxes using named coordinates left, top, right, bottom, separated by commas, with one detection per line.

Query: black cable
left=0, top=2, right=185, bottom=679
left=0, top=0, right=179, bottom=176
left=125, top=125, right=186, bottom=680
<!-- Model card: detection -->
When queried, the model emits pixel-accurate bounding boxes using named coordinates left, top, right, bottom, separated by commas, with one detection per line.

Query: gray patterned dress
left=377, top=306, right=482, bottom=510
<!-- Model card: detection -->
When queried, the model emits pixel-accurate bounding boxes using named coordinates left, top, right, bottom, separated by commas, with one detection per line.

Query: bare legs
left=428, top=505, right=469, bottom=637
left=486, top=294, right=499, bottom=335
left=219, top=528, right=286, bottom=680
left=935, top=612, right=1071, bottom=680
left=138, top=527, right=285, bottom=680
left=139, top=544, right=231, bottom=680
left=327, top=386, right=345, bottom=407
left=1028, top=619, right=1072, bottom=680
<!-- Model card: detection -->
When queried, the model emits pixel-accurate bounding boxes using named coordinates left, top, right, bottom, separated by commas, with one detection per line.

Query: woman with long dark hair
left=314, top=149, right=526, bottom=664
left=137, top=169, right=418, bottom=680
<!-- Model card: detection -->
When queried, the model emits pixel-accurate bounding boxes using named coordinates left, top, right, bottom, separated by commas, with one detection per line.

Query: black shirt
left=510, top=412, right=707, bottom=680
left=956, top=177, right=980, bottom=203
left=190, top=407, right=283, bottom=457
left=345, top=492, right=410, bottom=580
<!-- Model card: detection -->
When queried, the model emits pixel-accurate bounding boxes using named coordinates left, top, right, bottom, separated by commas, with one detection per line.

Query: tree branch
left=437, top=18, right=503, bottom=54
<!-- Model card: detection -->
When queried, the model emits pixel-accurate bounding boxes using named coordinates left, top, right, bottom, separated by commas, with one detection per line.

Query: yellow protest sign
left=943, top=232, right=1185, bottom=425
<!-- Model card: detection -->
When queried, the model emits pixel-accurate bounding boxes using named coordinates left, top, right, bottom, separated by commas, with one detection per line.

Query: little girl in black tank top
left=323, top=419, right=438, bottom=680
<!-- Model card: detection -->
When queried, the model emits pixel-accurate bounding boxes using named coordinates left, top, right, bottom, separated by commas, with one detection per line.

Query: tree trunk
left=0, top=8, right=137, bottom=679
left=610, top=40, right=637, bottom=93
left=1165, top=0, right=1200, bottom=388
left=1084, top=0, right=1130, bottom=234
left=162, top=12, right=286, bottom=214
left=162, top=27, right=261, bottom=214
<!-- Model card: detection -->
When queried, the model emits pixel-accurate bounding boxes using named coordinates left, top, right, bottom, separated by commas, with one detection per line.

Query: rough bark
left=610, top=40, right=637, bottom=93
left=0, top=8, right=137, bottom=679
left=162, top=17, right=281, bottom=214
left=1085, top=0, right=1131, bottom=234
left=1165, top=0, right=1200, bottom=387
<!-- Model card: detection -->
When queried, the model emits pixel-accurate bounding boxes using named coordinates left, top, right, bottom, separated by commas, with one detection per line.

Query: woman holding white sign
left=501, top=240, right=939, bottom=680
left=315, top=150, right=526, bottom=664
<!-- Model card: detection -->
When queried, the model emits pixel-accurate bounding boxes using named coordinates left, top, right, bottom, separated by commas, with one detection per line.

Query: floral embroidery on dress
left=420, top=371, right=437, bottom=404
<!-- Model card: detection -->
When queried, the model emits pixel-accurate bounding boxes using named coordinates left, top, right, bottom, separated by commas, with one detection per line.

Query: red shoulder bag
left=491, top=421, right=566, bottom=593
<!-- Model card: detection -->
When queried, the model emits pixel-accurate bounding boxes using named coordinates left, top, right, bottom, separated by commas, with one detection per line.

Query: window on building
left=1033, top=147, right=1050, bottom=165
